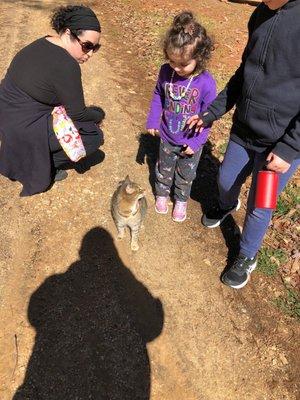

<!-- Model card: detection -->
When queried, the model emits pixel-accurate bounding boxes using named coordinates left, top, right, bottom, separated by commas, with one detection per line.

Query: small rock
left=279, top=353, right=289, bottom=366
left=42, top=199, right=51, bottom=206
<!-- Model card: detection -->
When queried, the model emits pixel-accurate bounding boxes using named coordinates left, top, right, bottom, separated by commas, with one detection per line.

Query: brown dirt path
left=0, top=1, right=299, bottom=399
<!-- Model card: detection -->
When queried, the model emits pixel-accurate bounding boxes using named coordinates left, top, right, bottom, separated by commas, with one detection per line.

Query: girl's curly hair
left=163, top=11, right=214, bottom=72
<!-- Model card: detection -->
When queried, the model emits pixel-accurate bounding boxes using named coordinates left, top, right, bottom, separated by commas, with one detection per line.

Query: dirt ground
left=0, top=0, right=299, bottom=399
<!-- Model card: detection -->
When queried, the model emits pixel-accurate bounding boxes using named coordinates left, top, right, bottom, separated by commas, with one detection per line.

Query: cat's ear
left=125, top=184, right=135, bottom=194
left=124, top=175, right=131, bottom=184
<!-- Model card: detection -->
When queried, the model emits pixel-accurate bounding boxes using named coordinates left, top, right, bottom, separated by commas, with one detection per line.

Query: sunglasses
left=71, top=32, right=101, bottom=53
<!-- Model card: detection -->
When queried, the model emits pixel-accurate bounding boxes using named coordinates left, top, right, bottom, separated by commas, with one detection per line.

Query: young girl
left=146, top=11, right=216, bottom=222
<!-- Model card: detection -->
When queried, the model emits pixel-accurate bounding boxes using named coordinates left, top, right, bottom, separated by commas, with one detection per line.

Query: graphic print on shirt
left=164, top=82, right=200, bottom=135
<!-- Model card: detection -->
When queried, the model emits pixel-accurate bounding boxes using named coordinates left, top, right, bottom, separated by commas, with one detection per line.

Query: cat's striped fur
left=111, top=176, right=147, bottom=251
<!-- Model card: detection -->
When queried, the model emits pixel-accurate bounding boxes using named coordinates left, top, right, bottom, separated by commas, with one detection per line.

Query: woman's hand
left=181, top=145, right=194, bottom=156
left=147, top=128, right=160, bottom=136
left=266, top=152, right=291, bottom=174
left=186, top=115, right=205, bottom=134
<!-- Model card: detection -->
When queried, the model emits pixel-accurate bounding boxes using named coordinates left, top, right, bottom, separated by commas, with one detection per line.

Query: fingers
left=267, top=162, right=290, bottom=174
left=185, top=115, right=206, bottom=137
left=186, top=115, right=200, bottom=130
left=181, top=145, right=194, bottom=156
left=184, top=149, right=194, bottom=156
left=266, top=152, right=273, bottom=162
left=195, top=123, right=204, bottom=134
left=147, top=129, right=159, bottom=136
left=266, top=153, right=291, bottom=174
left=188, top=119, right=199, bottom=130
left=191, top=118, right=204, bottom=134
left=266, top=155, right=272, bottom=162
left=186, top=115, right=198, bottom=125
left=266, top=161, right=276, bottom=171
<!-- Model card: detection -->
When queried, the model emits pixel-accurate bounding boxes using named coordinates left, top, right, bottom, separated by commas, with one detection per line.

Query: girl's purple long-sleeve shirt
left=146, top=64, right=216, bottom=152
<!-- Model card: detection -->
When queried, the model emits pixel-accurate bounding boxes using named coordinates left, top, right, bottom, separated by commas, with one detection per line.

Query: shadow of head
left=14, top=227, right=163, bottom=399
left=136, top=132, right=160, bottom=194
left=1, top=0, right=53, bottom=10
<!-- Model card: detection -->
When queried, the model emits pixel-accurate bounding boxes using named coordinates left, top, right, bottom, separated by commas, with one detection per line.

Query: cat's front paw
left=117, top=229, right=125, bottom=240
left=131, top=242, right=139, bottom=251
left=117, top=233, right=124, bottom=240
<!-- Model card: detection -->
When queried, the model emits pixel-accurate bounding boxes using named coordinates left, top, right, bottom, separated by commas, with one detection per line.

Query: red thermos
left=255, top=170, right=279, bottom=209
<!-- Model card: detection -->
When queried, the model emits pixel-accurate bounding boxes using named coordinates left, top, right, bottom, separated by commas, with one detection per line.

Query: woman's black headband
left=65, top=7, right=101, bottom=32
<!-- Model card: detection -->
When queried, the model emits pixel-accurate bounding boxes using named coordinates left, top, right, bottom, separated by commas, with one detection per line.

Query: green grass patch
left=257, top=248, right=288, bottom=276
left=274, top=288, right=300, bottom=320
left=217, top=140, right=228, bottom=155
left=274, top=183, right=300, bottom=220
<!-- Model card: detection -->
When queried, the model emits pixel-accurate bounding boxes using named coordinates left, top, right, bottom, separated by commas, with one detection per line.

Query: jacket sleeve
left=146, top=67, right=165, bottom=130
left=273, top=113, right=300, bottom=163
left=187, top=77, right=217, bottom=152
left=201, top=8, right=258, bottom=127
left=54, top=61, right=102, bottom=123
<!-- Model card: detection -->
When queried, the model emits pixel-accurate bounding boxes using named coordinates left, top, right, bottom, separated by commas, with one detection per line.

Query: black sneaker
left=54, top=169, right=68, bottom=182
left=202, top=198, right=241, bottom=228
left=221, top=253, right=257, bottom=289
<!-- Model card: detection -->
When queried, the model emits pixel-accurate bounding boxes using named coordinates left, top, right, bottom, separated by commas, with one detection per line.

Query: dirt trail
left=0, top=1, right=299, bottom=399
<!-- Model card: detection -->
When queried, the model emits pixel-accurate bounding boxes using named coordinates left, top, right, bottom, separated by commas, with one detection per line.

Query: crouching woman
left=0, top=5, right=104, bottom=196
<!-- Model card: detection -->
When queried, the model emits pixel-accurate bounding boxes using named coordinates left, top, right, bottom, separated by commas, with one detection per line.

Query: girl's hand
left=186, top=115, right=204, bottom=134
left=147, top=129, right=159, bottom=136
left=181, top=145, right=194, bottom=156
left=266, top=152, right=291, bottom=174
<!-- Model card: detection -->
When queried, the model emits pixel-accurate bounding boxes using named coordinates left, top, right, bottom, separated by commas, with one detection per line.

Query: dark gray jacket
left=203, top=0, right=300, bottom=163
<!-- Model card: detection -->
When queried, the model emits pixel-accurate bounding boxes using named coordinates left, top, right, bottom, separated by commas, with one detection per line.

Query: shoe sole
left=202, top=198, right=241, bottom=228
left=172, top=215, right=186, bottom=223
left=155, top=206, right=168, bottom=214
left=221, top=260, right=257, bottom=289
left=54, top=172, right=68, bottom=182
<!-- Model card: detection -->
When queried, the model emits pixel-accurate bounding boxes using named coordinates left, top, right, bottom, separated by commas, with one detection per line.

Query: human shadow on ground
left=228, top=0, right=261, bottom=6
left=190, top=141, right=241, bottom=264
left=136, top=133, right=241, bottom=268
left=2, top=0, right=100, bottom=11
left=1, top=0, right=57, bottom=10
left=136, top=132, right=160, bottom=195
left=13, top=227, right=164, bottom=400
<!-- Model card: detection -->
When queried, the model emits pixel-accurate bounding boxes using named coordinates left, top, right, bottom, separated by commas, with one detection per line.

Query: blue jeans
left=218, top=140, right=300, bottom=258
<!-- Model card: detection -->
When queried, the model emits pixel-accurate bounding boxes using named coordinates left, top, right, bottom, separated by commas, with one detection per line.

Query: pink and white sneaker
left=172, top=201, right=187, bottom=222
left=155, top=196, right=168, bottom=214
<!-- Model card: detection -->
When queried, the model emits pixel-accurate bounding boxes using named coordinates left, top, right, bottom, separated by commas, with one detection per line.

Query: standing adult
left=188, top=0, right=300, bottom=288
left=0, top=5, right=103, bottom=196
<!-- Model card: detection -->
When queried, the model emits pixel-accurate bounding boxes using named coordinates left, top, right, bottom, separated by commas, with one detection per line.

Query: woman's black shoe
left=54, top=169, right=68, bottom=182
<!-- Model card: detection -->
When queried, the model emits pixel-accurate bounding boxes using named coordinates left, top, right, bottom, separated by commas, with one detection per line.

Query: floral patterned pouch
left=52, top=106, right=86, bottom=162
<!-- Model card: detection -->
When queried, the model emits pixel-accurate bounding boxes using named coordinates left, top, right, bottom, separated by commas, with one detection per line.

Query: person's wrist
left=199, top=111, right=216, bottom=127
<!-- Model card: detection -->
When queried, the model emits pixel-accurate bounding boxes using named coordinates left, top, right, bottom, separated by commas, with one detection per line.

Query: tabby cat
left=111, top=176, right=147, bottom=251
